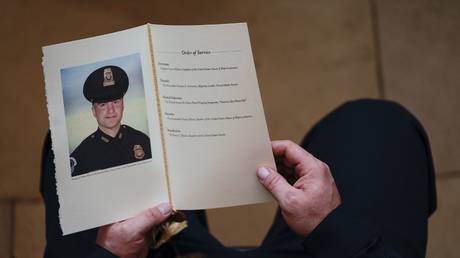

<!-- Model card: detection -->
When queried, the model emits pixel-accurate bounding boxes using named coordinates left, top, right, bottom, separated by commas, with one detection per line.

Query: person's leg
left=255, top=209, right=306, bottom=256
left=165, top=210, right=238, bottom=257
left=260, top=99, right=436, bottom=257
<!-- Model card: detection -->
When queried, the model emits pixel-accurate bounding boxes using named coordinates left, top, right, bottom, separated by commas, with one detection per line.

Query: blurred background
left=0, top=0, right=459, bottom=257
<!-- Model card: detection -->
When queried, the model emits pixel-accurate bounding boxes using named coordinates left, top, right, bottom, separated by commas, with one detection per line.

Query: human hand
left=257, top=140, right=341, bottom=237
left=96, top=203, right=172, bottom=258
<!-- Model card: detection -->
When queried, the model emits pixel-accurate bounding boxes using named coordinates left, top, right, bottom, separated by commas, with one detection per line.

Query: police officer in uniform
left=70, top=65, right=151, bottom=176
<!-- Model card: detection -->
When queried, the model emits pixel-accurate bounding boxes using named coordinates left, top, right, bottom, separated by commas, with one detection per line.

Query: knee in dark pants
left=301, top=98, right=421, bottom=151
left=334, top=98, right=414, bottom=128
left=301, top=97, right=437, bottom=219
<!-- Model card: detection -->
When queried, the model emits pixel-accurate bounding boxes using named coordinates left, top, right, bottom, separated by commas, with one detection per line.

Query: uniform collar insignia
left=70, top=157, right=77, bottom=174
left=101, top=136, right=110, bottom=143
left=96, top=127, right=123, bottom=142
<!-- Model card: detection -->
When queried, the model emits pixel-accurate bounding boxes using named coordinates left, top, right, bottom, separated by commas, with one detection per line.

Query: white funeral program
left=43, top=23, right=275, bottom=235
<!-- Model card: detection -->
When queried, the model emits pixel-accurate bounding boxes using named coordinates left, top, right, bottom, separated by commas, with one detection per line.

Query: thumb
left=124, top=203, right=172, bottom=234
left=257, top=167, right=292, bottom=202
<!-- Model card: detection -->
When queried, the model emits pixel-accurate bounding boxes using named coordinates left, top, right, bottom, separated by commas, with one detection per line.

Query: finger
left=272, top=140, right=313, bottom=165
left=123, top=203, right=172, bottom=234
left=257, top=167, right=298, bottom=202
left=272, top=140, right=319, bottom=177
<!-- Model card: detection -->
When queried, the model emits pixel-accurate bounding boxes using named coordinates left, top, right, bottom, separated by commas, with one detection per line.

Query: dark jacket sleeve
left=40, top=132, right=118, bottom=258
left=302, top=206, right=404, bottom=258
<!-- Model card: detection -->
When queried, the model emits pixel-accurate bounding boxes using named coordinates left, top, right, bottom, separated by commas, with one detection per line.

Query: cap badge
left=103, top=67, right=115, bottom=87
left=133, top=144, right=145, bottom=159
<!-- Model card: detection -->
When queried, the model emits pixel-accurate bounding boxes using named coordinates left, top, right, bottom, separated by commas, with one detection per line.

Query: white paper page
left=150, top=23, right=275, bottom=209
left=43, top=25, right=168, bottom=234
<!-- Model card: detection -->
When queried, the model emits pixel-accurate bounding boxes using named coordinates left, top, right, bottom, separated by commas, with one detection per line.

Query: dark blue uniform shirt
left=70, top=125, right=151, bottom=176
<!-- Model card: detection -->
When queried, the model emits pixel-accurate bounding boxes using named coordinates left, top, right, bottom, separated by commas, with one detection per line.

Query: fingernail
left=257, top=167, right=271, bottom=179
left=158, top=203, right=171, bottom=215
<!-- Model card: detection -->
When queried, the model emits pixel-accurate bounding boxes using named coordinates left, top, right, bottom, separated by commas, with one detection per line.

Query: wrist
left=96, top=229, right=117, bottom=255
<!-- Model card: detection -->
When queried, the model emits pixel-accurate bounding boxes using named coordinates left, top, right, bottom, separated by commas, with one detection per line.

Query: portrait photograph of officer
left=61, top=53, right=152, bottom=177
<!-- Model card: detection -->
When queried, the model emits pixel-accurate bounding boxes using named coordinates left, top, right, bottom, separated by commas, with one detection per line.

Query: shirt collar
left=95, top=126, right=124, bottom=143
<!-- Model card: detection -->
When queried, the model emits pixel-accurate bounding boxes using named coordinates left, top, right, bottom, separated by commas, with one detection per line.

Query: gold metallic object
left=133, top=144, right=145, bottom=159
left=152, top=211, right=188, bottom=249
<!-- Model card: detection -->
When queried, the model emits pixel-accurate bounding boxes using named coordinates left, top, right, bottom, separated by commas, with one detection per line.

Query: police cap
left=83, top=66, right=129, bottom=103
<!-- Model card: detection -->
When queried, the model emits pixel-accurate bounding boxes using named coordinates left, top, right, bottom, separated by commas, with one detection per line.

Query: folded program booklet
left=42, top=23, right=275, bottom=235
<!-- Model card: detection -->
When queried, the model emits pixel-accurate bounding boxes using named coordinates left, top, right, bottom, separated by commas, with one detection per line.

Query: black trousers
left=155, top=99, right=437, bottom=258
left=42, top=99, right=436, bottom=258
